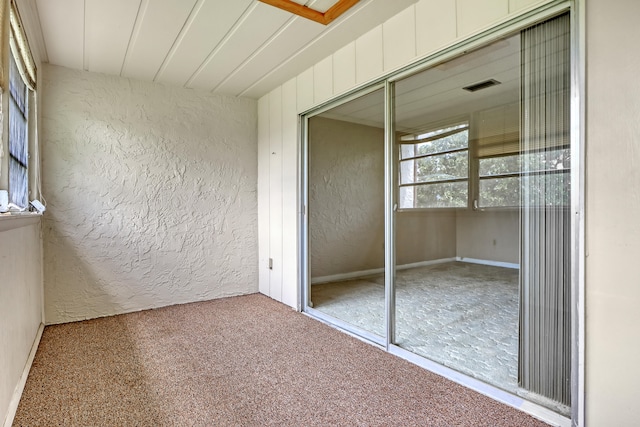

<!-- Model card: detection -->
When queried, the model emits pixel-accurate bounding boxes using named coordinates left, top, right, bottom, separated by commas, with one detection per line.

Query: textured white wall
left=41, top=64, right=258, bottom=324
left=0, top=220, right=43, bottom=424
left=585, top=0, right=640, bottom=424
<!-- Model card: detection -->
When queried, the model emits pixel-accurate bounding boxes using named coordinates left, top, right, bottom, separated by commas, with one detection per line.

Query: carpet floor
left=13, top=294, right=549, bottom=426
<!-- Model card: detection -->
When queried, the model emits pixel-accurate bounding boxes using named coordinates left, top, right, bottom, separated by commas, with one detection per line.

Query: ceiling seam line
left=207, top=0, right=331, bottom=93
left=120, top=0, right=145, bottom=77
left=210, top=14, right=300, bottom=94
left=82, top=0, right=86, bottom=71
left=153, top=0, right=204, bottom=83
left=184, top=2, right=257, bottom=88
left=237, top=0, right=372, bottom=98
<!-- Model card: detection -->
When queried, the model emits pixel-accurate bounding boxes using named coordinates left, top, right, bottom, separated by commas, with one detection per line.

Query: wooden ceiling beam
left=258, top=0, right=360, bottom=25
left=323, top=0, right=359, bottom=24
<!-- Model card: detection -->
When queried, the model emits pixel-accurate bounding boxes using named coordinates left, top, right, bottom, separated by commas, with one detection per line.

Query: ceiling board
left=240, top=0, right=416, bottom=98
left=23, top=0, right=420, bottom=99
left=215, top=16, right=325, bottom=95
left=154, top=0, right=254, bottom=86
left=35, top=0, right=84, bottom=70
left=187, top=2, right=291, bottom=91
left=121, top=0, right=198, bottom=81
left=84, top=0, right=141, bottom=75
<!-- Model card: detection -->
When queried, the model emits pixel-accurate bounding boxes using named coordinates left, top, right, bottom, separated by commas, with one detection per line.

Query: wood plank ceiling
left=23, top=0, right=417, bottom=99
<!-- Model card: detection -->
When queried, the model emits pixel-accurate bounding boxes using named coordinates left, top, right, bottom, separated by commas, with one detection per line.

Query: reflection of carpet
left=311, top=262, right=519, bottom=394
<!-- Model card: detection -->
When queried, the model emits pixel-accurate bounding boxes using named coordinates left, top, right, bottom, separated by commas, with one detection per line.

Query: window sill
left=0, top=212, right=42, bottom=232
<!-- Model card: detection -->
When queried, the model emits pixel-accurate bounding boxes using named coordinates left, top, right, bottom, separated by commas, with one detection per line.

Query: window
left=473, top=103, right=570, bottom=208
left=478, top=148, right=571, bottom=208
left=8, top=50, right=29, bottom=208
left=398, top=108, right=571, bottom=210
left=398, top=123, right=469, bottom=209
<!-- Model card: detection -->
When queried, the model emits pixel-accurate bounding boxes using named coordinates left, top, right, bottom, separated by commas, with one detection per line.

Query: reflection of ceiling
left=22, top=0, right=416, bottom=99
left=319, top=34, right=521, bottom=133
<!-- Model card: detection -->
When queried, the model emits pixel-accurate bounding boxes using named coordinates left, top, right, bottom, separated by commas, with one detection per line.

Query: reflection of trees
left=402, top=126, right=571, bottom=209
left=401, top=124, right=571, bottom=208
left=412, top=130, right=469, bottom=208
left=480, top=148, right=571, bottom=207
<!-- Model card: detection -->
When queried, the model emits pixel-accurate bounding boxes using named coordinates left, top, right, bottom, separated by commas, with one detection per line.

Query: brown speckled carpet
left=14, top=294, right=548, bottom=426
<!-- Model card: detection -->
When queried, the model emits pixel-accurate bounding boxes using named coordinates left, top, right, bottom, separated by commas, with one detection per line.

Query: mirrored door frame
left=298, top=1, right=583, bottom=425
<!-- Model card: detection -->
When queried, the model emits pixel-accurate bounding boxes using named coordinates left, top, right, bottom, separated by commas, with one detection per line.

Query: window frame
left=398, top=120, right=573, bottom=212
left=397, top=121, right=471, bottom=211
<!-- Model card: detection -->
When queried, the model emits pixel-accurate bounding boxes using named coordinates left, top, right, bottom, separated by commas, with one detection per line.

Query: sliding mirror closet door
left=392, top=13, right=571, bottom=414
left=303, top=11, right=572, bottom=416
left=307, top=88, right=386, bottom=340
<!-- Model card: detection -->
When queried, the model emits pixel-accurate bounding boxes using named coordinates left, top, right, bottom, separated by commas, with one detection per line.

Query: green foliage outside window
left=399, top=124, right=571, bottom=209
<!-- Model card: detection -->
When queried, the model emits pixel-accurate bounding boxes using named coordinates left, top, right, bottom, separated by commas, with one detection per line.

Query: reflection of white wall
left=397, top=211, right=457, bottom=264
left=42, top=64, right=258, bottom=324
left=456, top=210, right=519, bottom=264
left=309, top=117, right=385, bottom=278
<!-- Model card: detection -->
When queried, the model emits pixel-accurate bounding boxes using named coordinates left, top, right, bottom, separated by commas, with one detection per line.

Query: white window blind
left=8, top=49, right=28, bottom=207
left=518, top=12, right=571, bottom=407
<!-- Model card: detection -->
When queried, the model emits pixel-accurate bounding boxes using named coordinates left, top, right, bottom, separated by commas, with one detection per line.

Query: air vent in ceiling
left=462, top=79, right=501, bottom=92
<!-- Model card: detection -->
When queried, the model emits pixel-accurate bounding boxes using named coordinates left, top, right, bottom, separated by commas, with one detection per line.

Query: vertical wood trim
left=268, top=87, right=284, bottom=302
left=257, top=96, right=271, bottom=296
left=382, top=5, right=416, bottom=72
left=296, top=66, right=314, bottom=113
left=456, top=0, right=509, bottom=38
left=332, top=42, right=356, bottom=95
left=313, top=55, right=333, bottom=105
left=416, top=0, right=457, bottom=57
left=281, top=78, right=298, bottom=308
left=355, top=26, right=383, bottom=84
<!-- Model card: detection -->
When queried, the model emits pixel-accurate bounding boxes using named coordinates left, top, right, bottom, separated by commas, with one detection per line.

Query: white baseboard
left=311, top=267, right=384, bottom=285
left=3, top=323, right=44, bottom=427
left=311, top=257, right=519, bottom=284
left=456, top=257, right=519, bottom=269
left=397, top=258, right=457, bottom=271
left=311, top=258, right=456, bottom=284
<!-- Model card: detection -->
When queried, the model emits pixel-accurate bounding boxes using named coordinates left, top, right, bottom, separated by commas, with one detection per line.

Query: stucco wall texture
left=309, top=117, right=385, bottom=278
left=41, top=64, right=258, bottom=324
